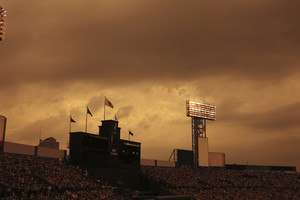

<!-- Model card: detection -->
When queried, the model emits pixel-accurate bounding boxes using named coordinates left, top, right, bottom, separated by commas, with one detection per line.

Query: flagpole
left=85, top=107, right=88, bottom=133
left=69, top=115, right=72, bottom=133
left=104, top=96, right=106, bottom=120
left=39, top=126, right=42, bottom=142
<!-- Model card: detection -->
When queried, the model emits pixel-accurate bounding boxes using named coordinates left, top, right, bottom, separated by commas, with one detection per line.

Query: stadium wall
left=208, top=152, right=225, bottom=167
left=141, top=159, right=175, bottom=167
left=141, top=159, right=155, bottom=166
left=225, top=164, right=296, bottom=171
left=37, top=146, right=65, bottom=159
left=3, top=141, right=66, bottom=159
left=157, top=160, right=175, bottom=167
left=4, top=141, right=35, bottom=155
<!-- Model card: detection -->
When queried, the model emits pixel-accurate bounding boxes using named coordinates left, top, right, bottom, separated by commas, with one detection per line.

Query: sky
left=0, top=0, right=299, bottom=170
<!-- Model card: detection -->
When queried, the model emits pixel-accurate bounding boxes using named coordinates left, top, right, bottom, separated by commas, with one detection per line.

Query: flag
left=129, top=130, right=133, bottom=136
left=87, top=107, right=93, bottom=117
left=70, top=116, right=76, bottom=123
left=113, top=123, right=117, bottom=132
left=105, top=97, right=114, bottom=108
left=114, top=114, right=118, bottom=121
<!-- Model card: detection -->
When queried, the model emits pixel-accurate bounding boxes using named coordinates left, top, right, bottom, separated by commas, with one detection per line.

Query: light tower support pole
left=192, top=117, right=206, bottom=168
left=186, top=100, right=214, bottom=169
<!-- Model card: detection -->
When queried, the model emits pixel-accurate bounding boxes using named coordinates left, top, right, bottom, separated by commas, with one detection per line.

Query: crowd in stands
left=1, top=152, right=299, bottom=199
left=0, top=153, right=129, bottom=199
left=142, top=165, right=300, bottom=200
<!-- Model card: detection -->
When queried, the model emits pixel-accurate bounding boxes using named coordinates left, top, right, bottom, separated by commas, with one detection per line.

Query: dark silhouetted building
left=69, top=120, right=141, bottom=188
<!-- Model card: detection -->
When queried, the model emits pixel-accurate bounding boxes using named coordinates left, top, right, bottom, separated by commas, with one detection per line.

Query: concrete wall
left=198, top=137, right=209, bottom=167
left=4, top=141, right=35, bottom=155
left=141, top=159, right=175, bottom=167
left=3, top=141, right=65, bottom=159
left=37, top=146, right=65, bottom=159
left=157, top=160, right=175, bottom=167
left=208, top=152, right=225, bottom=167
left=141, top=159, right=156, bottom=166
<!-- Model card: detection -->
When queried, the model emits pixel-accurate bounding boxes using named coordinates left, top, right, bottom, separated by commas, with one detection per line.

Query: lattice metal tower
left=191, top=117, right=206, bottom=168
left=186, top=100, right=216, bottom=168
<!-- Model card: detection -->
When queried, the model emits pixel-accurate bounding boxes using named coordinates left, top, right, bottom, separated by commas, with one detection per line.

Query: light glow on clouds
left=0, top=0, right=299, bottom=169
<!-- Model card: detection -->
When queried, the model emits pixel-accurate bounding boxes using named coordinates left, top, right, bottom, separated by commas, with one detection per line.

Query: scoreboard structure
left=186, top=100, right=216, bottom=168
left=69, top=120, right=140, bottom=170
left=69, top=120, right=141, bottom=188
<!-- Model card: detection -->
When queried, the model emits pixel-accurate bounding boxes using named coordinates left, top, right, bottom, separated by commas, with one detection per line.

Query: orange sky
left=0, top=0, right=299, bottom=170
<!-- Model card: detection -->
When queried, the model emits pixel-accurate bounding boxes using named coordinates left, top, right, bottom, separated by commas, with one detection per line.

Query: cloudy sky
left=0, top=0, right=299, bottom=169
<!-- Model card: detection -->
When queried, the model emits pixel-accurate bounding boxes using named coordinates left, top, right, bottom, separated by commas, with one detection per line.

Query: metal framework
left=186, top=100, right=215, bottom=168
left=168, top=149, right=176, bottom=162
left=191, top=117, right=206, bottom=168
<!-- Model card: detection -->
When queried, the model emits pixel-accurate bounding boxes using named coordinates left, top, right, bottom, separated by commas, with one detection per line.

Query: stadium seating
left=1, top=152, right=299, bottom=199
left=141, top=165, right=300, bottom=200
left=0, top=153, right=128, bottom=199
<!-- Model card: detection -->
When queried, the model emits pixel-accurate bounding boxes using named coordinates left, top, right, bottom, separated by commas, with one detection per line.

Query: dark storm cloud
left=224, top=131, right=300, bottom=166
left=218, top=100, right=300, bottom=132
left=8, top=110, right=68, bottom=145
left=1, top=0, right=300, bottom=87
left=252, top=102, right=300, bottom=131
left=88, top=95, right=105, bottom=114
left=116, top=106, right=133, bottom=119
left=1, top=0, right=299, bottom=170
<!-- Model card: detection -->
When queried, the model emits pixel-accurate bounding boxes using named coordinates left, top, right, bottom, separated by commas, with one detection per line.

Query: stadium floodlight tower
left=186, top=100, right=216, bottom=168
left=0, top=6, right=6, bottom=41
